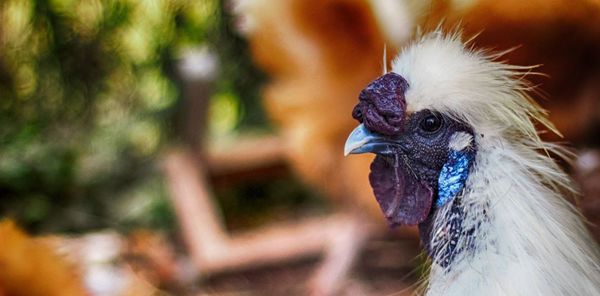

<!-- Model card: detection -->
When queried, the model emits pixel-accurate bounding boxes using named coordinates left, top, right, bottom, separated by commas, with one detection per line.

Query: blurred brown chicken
left=235, top=0, right=403, bottom=221
left=236, top=0, right=600, bottom=221
left=0, top=220, right=86, bottom=296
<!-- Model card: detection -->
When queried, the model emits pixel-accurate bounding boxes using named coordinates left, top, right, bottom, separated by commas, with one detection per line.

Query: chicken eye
left=419, top=113, right=443, bottom=133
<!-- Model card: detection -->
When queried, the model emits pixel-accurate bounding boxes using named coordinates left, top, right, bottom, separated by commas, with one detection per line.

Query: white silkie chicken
left=345, top=31, right=600, bottom=295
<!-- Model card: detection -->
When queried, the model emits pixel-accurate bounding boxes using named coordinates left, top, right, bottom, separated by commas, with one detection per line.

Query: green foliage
left=0, top=0, right=263, bottom=233
left=209, top=1, right=267, bottom=131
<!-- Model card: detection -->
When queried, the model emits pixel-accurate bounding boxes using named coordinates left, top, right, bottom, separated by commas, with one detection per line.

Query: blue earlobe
left=437, top=149, right=475, bottom=207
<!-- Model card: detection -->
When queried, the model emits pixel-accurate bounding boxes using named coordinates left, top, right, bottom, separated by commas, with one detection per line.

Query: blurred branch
left=173, top=47, right=217, bottom=153
left=163, top=149, right=228, bottom=264
left=163, top=149, right=376, bottom=275
left=206, top=134, right=286, bottom=177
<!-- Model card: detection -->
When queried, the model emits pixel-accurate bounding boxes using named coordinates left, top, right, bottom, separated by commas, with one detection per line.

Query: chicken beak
left=344, top=124, right=393, bottom=156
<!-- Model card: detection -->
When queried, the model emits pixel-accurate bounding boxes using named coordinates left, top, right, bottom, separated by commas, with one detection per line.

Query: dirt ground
left=197, top=236, right=423, bottom=296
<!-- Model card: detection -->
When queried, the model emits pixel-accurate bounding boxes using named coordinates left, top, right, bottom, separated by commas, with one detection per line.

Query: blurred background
left=0, top=0, right=599, bottom=295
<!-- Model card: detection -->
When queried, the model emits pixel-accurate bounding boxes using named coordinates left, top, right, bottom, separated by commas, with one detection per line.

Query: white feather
left=391, top=31, right=600, bottom=295
left=448, top=131, right=473, bottom=151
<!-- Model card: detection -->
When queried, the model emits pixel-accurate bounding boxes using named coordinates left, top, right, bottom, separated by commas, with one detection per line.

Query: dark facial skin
left=351, top=73, right=477, bottom=267
left=363, top=110, right=474, bottom=224
left=383, top=110, right=469, bottom=187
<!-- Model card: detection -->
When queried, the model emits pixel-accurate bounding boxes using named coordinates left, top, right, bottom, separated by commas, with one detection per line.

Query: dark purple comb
left=352, top=72, right=409, bottom=136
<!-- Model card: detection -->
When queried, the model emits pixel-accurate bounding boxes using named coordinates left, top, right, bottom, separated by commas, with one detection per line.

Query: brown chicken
left=236, top=0, right=600, bottom=222
left=0, top=220, right=86, bottom=296
left=236, top=0, right=399, bottom=222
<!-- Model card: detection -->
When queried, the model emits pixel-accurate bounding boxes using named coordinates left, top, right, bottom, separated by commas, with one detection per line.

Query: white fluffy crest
left=392, top=30, right=559, bottom=142
left=392, top=31, right=600, bottom=295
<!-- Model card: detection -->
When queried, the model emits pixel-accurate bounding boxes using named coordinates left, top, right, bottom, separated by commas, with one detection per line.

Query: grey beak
left=344, top=124, right=394, bottom=156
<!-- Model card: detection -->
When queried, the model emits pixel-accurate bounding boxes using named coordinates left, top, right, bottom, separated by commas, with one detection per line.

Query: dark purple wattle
left=369, top=155, right=433, bottom=226
left=352, top=73, right=408, bottom=136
